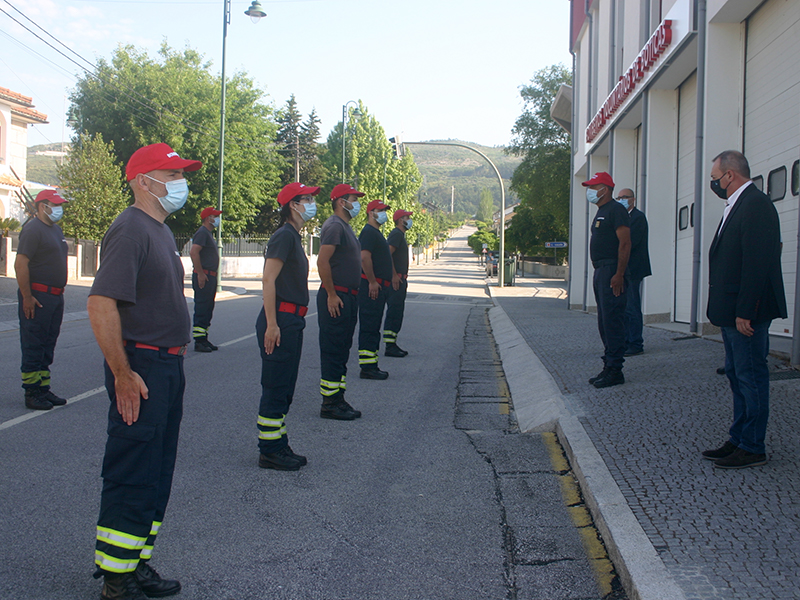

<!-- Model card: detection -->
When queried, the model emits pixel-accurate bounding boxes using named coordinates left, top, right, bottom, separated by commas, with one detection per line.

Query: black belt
left=592, top=259, right=618, bottom=268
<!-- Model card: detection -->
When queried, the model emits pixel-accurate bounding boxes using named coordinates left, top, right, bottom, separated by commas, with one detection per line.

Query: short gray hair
left=713, top=150, right=750, bottom=179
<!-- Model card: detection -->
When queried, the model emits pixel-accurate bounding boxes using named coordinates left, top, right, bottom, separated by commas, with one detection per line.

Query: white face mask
left=405, top=218, right=413, bottom=230
left=297, top=201, right=317, bottom=222
left=376, top=211, right=388, bottom=225
left=586, top=188, right=602, bottom=204
left=212, top=216, right=220, bottom=228
left=346, top=200, right=361, bottom=219
left=145, top=175, right=189, bottom=214
left=46, top=205, right=64, bottom=222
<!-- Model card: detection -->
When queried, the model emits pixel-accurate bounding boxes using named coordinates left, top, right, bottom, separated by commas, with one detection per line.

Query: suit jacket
left=627, top=207, right=652, bottom=280
left=707, top=183, right=787, bottom=327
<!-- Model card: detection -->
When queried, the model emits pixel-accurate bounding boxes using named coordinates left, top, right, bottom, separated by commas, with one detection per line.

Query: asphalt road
left=0, top=229, right=609, bottom=600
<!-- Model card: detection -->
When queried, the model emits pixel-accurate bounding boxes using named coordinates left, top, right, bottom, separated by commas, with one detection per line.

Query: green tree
left=275, top=94, right=303, bottom=186
left=505, top=64, right=572, bottom=255
left=68, top=43, right=282, bottom=235
left=476, top=188, right=494, bottom=222
left=299, top=108, right=328, bottom=186
left=57, top=133, right=130, bottom=241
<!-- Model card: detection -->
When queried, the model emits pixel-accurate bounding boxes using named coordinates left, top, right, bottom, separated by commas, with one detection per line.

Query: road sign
left=482, top=243, right=488, bottom=249
left=544, top=242, right=567, bottom=248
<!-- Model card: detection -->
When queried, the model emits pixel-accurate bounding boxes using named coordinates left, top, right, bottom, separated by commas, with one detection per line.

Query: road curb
left=486, top=298, right=687, bottom=600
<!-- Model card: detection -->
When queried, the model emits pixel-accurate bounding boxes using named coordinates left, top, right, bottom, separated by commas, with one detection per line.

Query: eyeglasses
left=617, top=195, right=634, bottom=200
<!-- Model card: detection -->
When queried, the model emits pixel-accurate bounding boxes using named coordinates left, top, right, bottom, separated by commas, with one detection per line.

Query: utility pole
left=451, top=186, right=454, bottom=214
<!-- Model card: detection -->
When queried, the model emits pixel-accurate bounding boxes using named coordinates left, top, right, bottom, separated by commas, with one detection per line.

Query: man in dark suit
left=703, top=150, right=787, bottom=469
left=616, top=188, right=651, bottom=356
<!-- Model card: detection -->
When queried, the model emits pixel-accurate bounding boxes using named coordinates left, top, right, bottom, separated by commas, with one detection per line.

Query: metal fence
left=174, top=235, right=271, bottom=257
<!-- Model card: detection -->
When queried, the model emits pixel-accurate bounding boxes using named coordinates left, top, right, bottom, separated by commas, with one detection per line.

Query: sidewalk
left=487, top=269, right=800, bottom=600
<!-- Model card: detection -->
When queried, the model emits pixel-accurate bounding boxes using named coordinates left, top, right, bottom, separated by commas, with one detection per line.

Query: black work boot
left=24, top=388, right=53, bottom=411
left=320, top=392, right=360, bottom=420
left=384, top=343, right=408, bottom=358
left=42, top=389, right=67, bottom=406
left=360, top=365, right=389, bottom=380
left=134, top=561, right=182, bottom=598
left=588, top=367, right=610, bottom=385
left=285, top=445, right=308, bottom=466
left=593, top=368, right=624, bottom=388
left=205, top=339, right=219, bottom=351
left=259, top=447, right=302, bottom=471
left=100, top=572, right=147, bottom=600
left=194, top=338, right=213, bottom=353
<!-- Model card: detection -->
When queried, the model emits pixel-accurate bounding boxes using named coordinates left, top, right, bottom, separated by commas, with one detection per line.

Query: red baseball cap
left=34, top=189, right=68, bottom=204
left=330, top=183, right=365, bottom=200
left=277, top=182, right=321, bottom=206
left=582, top=172, right=615, bottom=188
left=200, top=207, right=222, bottom=220
left=126, top=143, right=203, bottom=181
left=393, top=209, right=413, bottom=222
left=367, top=199, right=390, bottom=213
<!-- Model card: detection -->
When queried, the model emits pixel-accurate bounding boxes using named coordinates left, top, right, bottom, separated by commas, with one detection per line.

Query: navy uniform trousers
left=18, top=288, right=64, bottom=391
left=317, top=288, right=358, bottom=398
left=358, top=279, right=388, bottom=368
left=95, top=346, right=184, bottom=574
left=592, top=262, right=628, bottom=370
left=255, top=308, right=305, bottom=455
left=382, top=277, right=408, bottom=346
left=192, top=271, right=217, bottom=340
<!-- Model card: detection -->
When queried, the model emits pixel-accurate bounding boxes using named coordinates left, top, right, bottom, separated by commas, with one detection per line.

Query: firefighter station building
left=564, top=0, right=798, bottom=341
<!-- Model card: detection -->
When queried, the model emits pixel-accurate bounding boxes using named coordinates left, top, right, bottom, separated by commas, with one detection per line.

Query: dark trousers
left=624, top=278, right=644, bottom=353
left=383, top=278, right=408, bottom=345
left=192, top=272, right=217, bottom=339
left=722, top=321, right=771, bottom=454
left=255, top=308, right=305, bottom=455
left=358, top=279, right=388, bottom=368
left=592, top=263, right=628, bottom=370
left=18, top=289, right=64, bottom=390
left=317, top=288, right=358, bottom=397
left=95, top=346, right=184, bottom=573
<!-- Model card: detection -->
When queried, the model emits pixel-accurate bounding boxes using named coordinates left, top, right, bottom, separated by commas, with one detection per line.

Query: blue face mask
left=212, top=216, right=220, bottom=228
left=46, top=205, right=64, bottom=223
left=298, top=201, right=317, bottom=222
left=145, top=175, right=189, bottom=214
left=346, top=200, right=361, bottom=219
left=586, top=188, right=601, bottom=204
left=405, top=218, right=413, bottom=230
left=616, top=198, right=630, bottom=209
left=376, top=211, right=388, bottom=225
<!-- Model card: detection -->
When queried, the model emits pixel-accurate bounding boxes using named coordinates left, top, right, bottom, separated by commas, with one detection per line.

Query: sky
left=0, top=0, right=572, bottom=150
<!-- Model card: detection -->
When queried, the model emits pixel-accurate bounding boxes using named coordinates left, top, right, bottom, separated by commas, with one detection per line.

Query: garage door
left=745, top=0, right=800, bottom=338
left=674, top=71, right=697, bottom=324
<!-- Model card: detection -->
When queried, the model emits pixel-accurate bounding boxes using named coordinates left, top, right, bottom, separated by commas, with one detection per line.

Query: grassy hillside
left=408, top=140, right=521, bottom=216
left=27, top=143, right=65, bottom=186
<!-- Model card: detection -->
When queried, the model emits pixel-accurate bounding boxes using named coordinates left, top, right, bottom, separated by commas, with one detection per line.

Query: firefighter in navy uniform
left=190, top=206, right=221, bottom=352
left=15, top=189, right=70, bottom=410
left=383, top=208, right=412, bottom=358
left=358, top=199, right=393, bottom=378
left=87, top=143, right=202, bottom=600
left=256, top=182, right=319, bottom=471
left=316, top=183, right=365, bottom=420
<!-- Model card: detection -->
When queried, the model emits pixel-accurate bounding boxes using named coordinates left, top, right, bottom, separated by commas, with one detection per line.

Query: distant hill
left=407, top=140, right=521, bottom=216
left=27, top=143, right=65, bottom=186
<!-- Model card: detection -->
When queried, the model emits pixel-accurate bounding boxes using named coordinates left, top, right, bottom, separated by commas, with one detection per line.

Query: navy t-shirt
left=17, top=217, right=68, bottom=288
left=359, top=224, right=393, bottom=281
left=387, top=227, right=409, bottom=275
left=590, top=201, right=630, bottom=263
left=319, top=215, right=361, bottom=290
left=90, top=207, right=191, bottom=348
left=192, top=225, right=219, bottom=271
left=265, top=223, right=309, bottom=307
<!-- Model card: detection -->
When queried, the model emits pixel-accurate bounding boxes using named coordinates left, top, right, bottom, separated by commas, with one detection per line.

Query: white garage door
left=745, top=0, right=800, bottom=337
left=674, top=72, right=697, bottom=324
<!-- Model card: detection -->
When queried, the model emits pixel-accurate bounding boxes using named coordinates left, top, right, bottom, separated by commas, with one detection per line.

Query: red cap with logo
left=367, top=199, right=390, bottom=213
left=200, top=207, right=222, bottom=220
left=277, top=182, right=321, bottom=206
left=330, top=183, right=365, bottom=200
left=126, top=143, right=203, bottom=182
left=581, top=172, right=615, bottom=188
left=34, top=189, right=68, bottom=204
left=393, top=209, right=413, bottom=222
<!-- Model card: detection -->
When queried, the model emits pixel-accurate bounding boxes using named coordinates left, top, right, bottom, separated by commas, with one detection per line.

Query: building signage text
left=586, top=20, right=673, bottom=143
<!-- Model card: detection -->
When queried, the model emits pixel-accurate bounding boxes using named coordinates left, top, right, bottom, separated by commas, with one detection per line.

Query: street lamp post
left=216, top=0, right=265, bottom=291
left=341, top=100, right=361, bottom=183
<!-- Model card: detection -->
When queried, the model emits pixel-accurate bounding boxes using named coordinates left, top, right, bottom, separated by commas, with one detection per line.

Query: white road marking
left=0, top=386, right=106, bottom=431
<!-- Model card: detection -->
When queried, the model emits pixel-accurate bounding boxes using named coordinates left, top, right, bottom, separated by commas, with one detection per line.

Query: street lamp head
left=245, top=0, right=266, bottom=23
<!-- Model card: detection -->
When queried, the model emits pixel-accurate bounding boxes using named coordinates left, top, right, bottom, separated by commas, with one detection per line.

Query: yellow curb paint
left=567, top=505, right=592, bottom=528
left=579, top=526, right=608, bottom=560
left=542, top=431, right=570, bottom=472
left=558, top=474, right=582, bottom=506
left=591, top=558, right=615, bottom=596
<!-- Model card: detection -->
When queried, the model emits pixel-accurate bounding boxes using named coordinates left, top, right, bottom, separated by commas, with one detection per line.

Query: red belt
left=329, top=285, right=359, bottom=296
left=124, top=341, right=187, bottom=356
left=278, top=301, right=308, bottom=317
left=194, top=269, right=217, bottom=277
left=31, top=283, right=64, bottom=295
left=362, top=273, right=391, bottom=287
